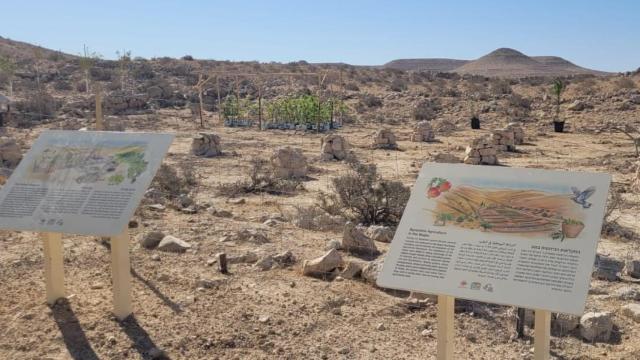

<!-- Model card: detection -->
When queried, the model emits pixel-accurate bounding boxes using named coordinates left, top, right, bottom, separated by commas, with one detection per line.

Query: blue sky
left=2, top=1, right=638, bottom=72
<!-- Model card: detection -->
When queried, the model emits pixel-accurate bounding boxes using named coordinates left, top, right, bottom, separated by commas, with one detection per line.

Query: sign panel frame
left=0, top=130, right=174, bottom=236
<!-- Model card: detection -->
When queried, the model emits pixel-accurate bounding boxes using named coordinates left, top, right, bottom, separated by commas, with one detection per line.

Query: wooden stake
left=95, top=84, right=104, bottom=131
left=534, top=310, right=551, bottom=360
left=110, top=231, right=132, bottom=320
left=42, top=232, right=65, bottom=305
left=218, top=252, right=228, bottom=274
left=437, top=295, right=455, bottom=360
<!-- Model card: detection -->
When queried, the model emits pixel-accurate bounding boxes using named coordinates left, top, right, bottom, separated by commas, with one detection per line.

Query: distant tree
left=78, top=45, right=101, bottom=93
left=32, top=47, right=44, bottom=90
left=551, top=78, right=565, bottom=123
left=0, top=56, right=17, bottom=96
left=116, top=50, right=132, bottom=92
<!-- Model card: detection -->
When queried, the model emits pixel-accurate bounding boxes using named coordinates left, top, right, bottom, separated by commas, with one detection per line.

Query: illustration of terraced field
left=26, top=144, right=149, bottom=186
left=430, top=184, right=585, bottom=239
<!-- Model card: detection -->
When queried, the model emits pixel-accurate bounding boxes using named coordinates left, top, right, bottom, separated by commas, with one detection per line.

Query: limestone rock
left=593, top=254, right=624, bottom=281
left=138, top=231, right=165, bottom=249
left=410, top=121, right=435, bottom=142
left=270, top=146, right=308, bottom=178
left=325, top=239, right=342, bottom=251
left=367, top=225, right=394, bottom=243
left=621, top=303, right=640, bottom=322
left=568, top=100, right=591, bottom=112
left=320, top=134, right=350, bottom=161
left=362, top=257, right=385, bottom=285
left=273, top=250, right=295, bottom=266
left=580, top=312, right=613, bottom=342
left=233, top=229, right=269, bottom=244
left=372, top=129, right=397, bottom=149
left=302, top=249, right=343, bottom=276
left=192, top=133, right=222, bottom=157
left=341, top=222, right=378, bottom=254
left=228, top=251, right=259, bottom=264
left=157, top=235, right=192, bottom=253
left=254, top=255, right=274, bottom=271
left=340, top=260, right=364, bottom=279
left=613, top=286, right=640, bottom=300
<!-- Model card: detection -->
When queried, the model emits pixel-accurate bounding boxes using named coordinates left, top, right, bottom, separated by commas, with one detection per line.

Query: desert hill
left=0, top=36, right=74, bottom=63
left=385, top=48, right=611, bottom=77
left=454, top=48, right=610, bottom=77
left=383, top=58, right=469, bottom=72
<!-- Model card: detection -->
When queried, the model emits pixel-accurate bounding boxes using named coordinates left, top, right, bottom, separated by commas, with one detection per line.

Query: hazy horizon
left=3, top=0, right=639, bottom=72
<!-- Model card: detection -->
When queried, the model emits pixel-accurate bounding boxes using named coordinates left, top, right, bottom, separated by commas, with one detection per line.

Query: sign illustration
left=378, top=163, right=611, bottom=315
left=0, top=130, right=174, bottom=236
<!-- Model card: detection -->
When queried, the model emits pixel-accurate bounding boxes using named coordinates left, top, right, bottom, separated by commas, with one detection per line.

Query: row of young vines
left=221, top=94, right=348, bottom=125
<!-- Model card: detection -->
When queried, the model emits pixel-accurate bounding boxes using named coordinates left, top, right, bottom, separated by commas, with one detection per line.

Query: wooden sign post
left=436, top=295, right=455, bottom=360
left=0, top=131, right=174, bottom=321
left=377, top=164, right=611, bottom=360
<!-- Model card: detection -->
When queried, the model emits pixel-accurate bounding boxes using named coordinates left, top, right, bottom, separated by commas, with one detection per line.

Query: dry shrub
left=601, top=184, right=636, bottom=240
left=13, top=89, right=60, bottom=124
left=360, top=94, right=383, bottom=108
left=389, top=78, right=408, bottom=92
left=490, top=79, right=512, bottom=95
left=217, top=157, right=302, bottom=197
left=318, top=158, right=410, bottom=226
left=614, top=77, right=636, bottom=90
left=148, top=163, right=197, bottom=203
left=413, top=98, right=441, bottom=121
left=290, top=205, right=345, bottom=231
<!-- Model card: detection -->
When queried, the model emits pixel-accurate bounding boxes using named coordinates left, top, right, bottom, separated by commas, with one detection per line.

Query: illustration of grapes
left=427, top=177, right=451, bottom=198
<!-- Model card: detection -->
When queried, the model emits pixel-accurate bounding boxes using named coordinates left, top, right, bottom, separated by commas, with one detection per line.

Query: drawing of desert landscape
left=26, top=142, right=149, bottom=185
left=428, top=178, right=589, bottom=240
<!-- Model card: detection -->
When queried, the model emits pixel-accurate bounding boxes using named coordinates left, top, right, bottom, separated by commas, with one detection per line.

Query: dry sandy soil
left=1, top=108, right=639, bottom=360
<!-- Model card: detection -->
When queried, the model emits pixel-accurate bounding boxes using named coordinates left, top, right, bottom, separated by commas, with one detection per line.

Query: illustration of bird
left=570, top=186, right=595, bottom=208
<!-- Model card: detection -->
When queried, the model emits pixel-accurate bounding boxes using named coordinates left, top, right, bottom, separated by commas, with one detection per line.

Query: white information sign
left=0, top=130, right=174, bottom=236
left=378, top=163, right=610, bottom=315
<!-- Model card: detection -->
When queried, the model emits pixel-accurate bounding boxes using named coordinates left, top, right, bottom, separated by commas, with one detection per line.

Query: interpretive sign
left=378, top=163, right=610, bottom=315
left=0, top=130, right=174, bottom=236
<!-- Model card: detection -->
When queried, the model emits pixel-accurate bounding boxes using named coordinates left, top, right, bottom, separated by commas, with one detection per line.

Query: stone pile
left=463, top=136, right=498, bottom=165
left=270, top=146, right=308, bottom=178
left=490, top=128, right=516, bottom=152
left=505, top=122, right=525, bottom=145
left=192, top=133, right=222, bottom=157
left=320, top=134, right=349, bottom=161
left=372, top=129, right=397, bottom=149
left=410, top=121, right=435, bottom=142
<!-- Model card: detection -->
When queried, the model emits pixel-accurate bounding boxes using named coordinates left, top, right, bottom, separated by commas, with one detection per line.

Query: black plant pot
left=471, top=116, right=480, bottom=129
left=553, top=121, right=565, bottom=133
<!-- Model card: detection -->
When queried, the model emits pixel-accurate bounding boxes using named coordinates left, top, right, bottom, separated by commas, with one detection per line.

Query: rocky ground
left=0, top=104, right=639, bottom=359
